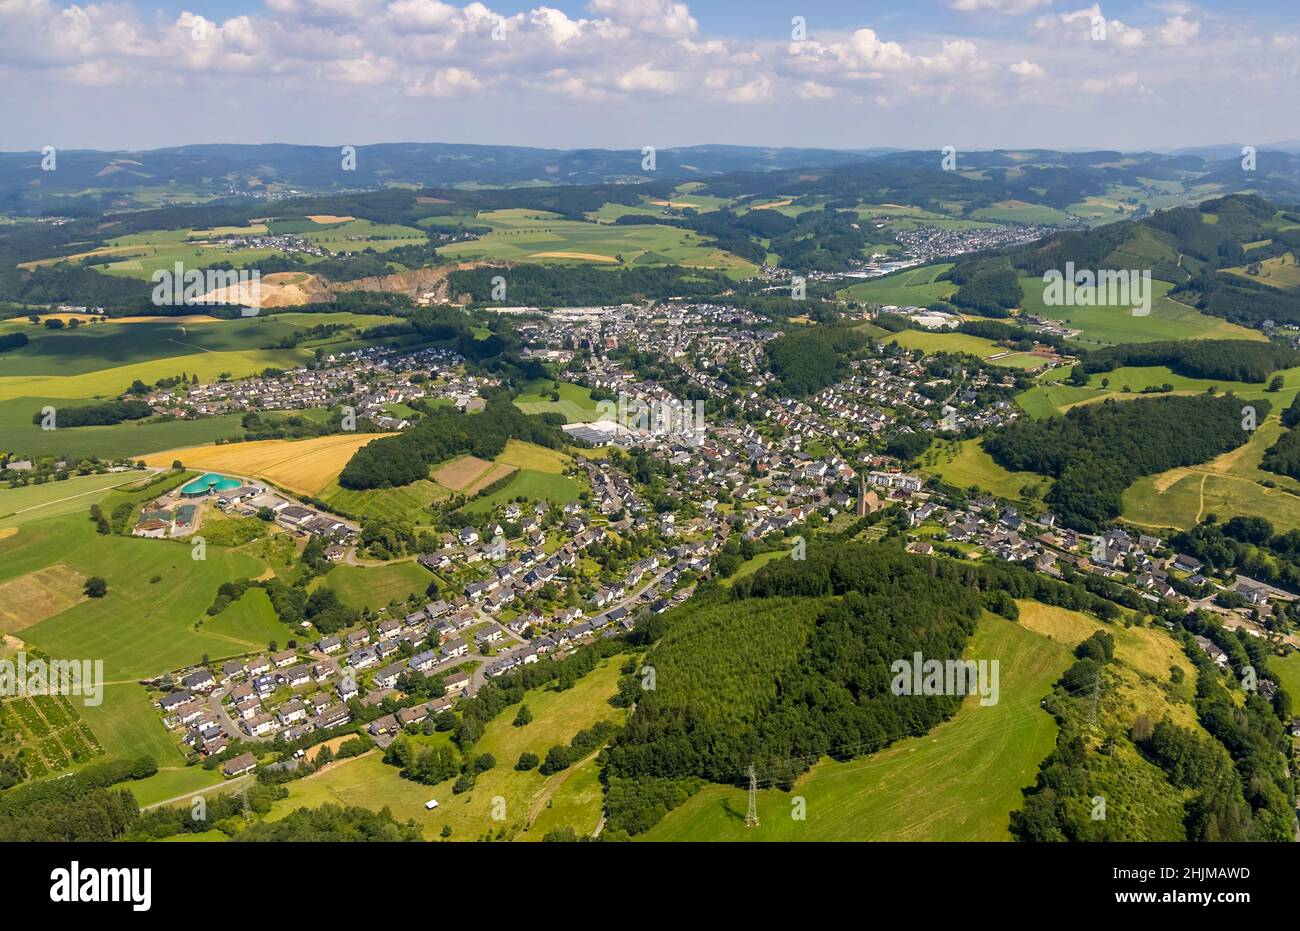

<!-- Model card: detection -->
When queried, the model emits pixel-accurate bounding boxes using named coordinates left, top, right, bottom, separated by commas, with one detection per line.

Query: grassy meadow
left=263, top=656, right=629, bottom=840
left=922, top=438, right=1051, bottom=501
left=1017, top=276, right=1261, bottom=347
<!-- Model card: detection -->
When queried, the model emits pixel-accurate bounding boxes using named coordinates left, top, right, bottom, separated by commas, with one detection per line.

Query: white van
left=425, top=799, right=439, bottom=810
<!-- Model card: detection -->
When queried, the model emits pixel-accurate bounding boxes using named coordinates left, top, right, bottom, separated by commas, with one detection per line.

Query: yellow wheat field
left=528, top=251, right=619, bottom=263
left=142, top=433, right=392, bottom=496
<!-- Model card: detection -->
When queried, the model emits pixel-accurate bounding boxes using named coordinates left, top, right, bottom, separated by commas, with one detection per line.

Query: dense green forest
left=764, top=326, right=866, bottom=397
left=946, top=264, right=1022, bottom=317
left=0, top=756, right=156, bottom=842
left=1075, top=340, right=1300, bottom=383
left=32, top=398, right=153, bottom=428
left=985, top=393, right=1267, bottom=531
left=0, top=331, right=28, bottom=352
left=1260, top=426, right=1300, bottom=480
left=337, top=399, right=562, bottom=489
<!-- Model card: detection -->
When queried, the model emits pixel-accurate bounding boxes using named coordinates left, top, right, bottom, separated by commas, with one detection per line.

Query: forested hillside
left=603, top=542, right=1145, bottom=838
left=985, top=393, right=1267, bottom=530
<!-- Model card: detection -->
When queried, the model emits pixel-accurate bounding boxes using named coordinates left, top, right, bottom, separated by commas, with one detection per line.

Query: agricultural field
left=642, top=612, right=1071, bottom=841
left=127, top=765, right=228, bottom=809
left=0, top=562, right=88, bottom=632
left=319, top=477, right=449, bottom=523
left=0, top=397, right=249, bottom=461
left=1016, top=363, right=1299, bottom=420
left=0, top=692, right=104, bottom=778
left=1271, top=652, right=1300, bottom=711
left=495, top=439, right=571, bottom=474
left=296, top=218, right=427, bottom=253
left=430, top=455, right=513, bottom=494
left=20, top=219, right=428, bottom=281
left=0, top=348, right=312, bottom=403
left=1017, top=276, right=1262, bottom=347
left=1, top=513, right=280, bottom=763
left=81, top=682, right=186, bottom=766
left=970, top=201, right=1076, bottom=226
left=318, top=440, right=571, bottom=520
left=1014, top=378, right=1110, bottom=419
left=720, top=549, right=788, bottom=587
left=840, top=263, right=956, bottom=307
left=461, top=469, right=581, bottom=515
left=142, top=433, right=393, bottom=497
left=884, top=329, right=998, bottom=357
left=203, top=587, right=285, bottom=647
left=586, top=192, right=732, bottom=221
left=6, top=516, right=275, bottom=676
left=19, top=225, right=275, bottom=281
left=0, top=313, right=378, bottom=379
left=263, top=656, right=628, bottom=840
left=426, top=209, right=757, bottom=277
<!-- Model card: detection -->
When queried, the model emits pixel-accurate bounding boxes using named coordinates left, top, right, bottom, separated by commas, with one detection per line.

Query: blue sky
left=1, top=1, right=1296, bottom=152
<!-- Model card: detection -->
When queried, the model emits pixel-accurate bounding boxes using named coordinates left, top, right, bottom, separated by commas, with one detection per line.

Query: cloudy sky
left=1, top=0, right=1296, bottom=152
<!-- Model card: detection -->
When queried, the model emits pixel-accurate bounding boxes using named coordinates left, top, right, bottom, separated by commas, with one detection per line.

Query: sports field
left=142, top=433, right=392, bottom=496
left=641, top=612, right=1071, bottom=841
